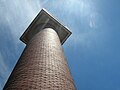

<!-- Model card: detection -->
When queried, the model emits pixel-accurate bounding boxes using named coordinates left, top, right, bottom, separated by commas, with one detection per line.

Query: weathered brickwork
left=4, top=28, right=75, bottom=90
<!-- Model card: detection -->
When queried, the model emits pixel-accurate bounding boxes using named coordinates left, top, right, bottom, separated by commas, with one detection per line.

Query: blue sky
left=0, top=0, right=120, bottom=90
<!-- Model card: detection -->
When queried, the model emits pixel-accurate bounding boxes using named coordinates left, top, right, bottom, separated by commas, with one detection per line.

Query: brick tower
left=3, top=9, right=76, bottom=90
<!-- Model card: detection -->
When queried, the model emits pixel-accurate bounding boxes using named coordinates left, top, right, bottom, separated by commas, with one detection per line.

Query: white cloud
left=0, top=52, right=8, bottom=75
left=58, top=0, right=99, bottom=46
left=0, top=52, right=9, bottom=88
left=89, top=13, right=101, bottom=28
left=0, top=0, right=42, bottom=44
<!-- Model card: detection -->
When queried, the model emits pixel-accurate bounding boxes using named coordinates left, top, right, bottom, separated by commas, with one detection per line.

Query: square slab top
left=20, top=8, right=72, bottom=45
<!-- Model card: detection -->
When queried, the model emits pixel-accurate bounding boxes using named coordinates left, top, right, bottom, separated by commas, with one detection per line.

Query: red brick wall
left=4, top=28, right=75, bottom=90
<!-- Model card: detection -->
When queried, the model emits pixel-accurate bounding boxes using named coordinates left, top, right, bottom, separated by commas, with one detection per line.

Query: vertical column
left=4, top=28, right=75, bottom=90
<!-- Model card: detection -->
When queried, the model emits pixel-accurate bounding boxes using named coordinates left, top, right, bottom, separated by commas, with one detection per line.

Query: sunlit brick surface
left=4, top=28, right=75, bottom=90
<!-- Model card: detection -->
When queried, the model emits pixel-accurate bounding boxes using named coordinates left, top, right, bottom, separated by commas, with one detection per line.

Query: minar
left=3, top=9, right=76, bottom=90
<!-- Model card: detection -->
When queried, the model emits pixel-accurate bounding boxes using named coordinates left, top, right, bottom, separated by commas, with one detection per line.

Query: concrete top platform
left=20, top=8, right=72, bottom=45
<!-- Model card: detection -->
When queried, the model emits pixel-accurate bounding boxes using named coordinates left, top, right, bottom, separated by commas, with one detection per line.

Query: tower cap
left=20, top=8, right=72, bottom=45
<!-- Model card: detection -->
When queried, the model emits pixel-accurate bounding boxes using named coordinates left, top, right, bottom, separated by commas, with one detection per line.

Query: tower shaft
left=4, top=28, right=75, bottom=90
